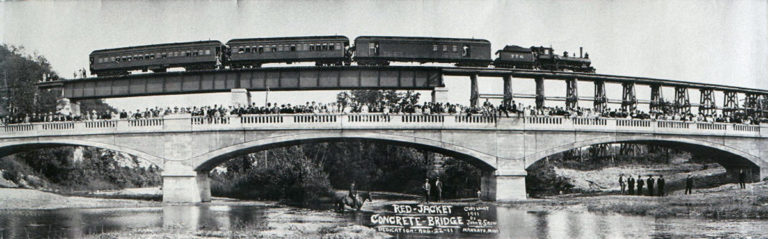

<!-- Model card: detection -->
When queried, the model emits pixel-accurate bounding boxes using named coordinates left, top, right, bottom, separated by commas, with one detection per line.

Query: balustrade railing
left=733, top=124, right=760, bottom=132
left=616, top=119, right=651, bottom=127
left=41, top=122, right=75, bottom=130
left=696, top=123, right=727, bottom=130
left=129, top=118, right=163, bottom=127
left=402, top=114, right=444, bottom=123
left=4, top=124, right=33, bottom=132
left=657, top=121, right=690, bottom=129
left=0, top=115, right=764, bottom=138
left=526, top=116, right=562, bottom=125
left=84, top=120, right=117, bottom=128
left=573, top=117, right=607, bottom=126
left=455, top=115, right=496, bottom=123
left=241, top=115, right=283, bottom=124
left=348, top=114, right=391, bottom=123
left=294, top=114, right=337, bottom=123
left=191, top=116, right=231, bottom=125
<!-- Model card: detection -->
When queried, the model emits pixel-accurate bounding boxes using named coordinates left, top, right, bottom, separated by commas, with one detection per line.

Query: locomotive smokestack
left=580, top=47, right=583, bottom=58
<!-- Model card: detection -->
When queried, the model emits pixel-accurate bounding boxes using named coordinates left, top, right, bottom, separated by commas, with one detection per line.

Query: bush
left=211, top=149, right=333, bottom=206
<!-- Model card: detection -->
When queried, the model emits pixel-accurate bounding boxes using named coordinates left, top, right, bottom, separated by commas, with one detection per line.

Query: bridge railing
left=0, top=114, right=765, bottom=138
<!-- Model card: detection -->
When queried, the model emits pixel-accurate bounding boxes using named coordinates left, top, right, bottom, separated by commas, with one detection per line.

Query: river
left=1, top=201, right=766, bottom=238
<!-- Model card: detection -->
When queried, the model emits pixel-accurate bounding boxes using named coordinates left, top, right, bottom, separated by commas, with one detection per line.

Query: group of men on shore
left=618, top=174, right=666, bottom=196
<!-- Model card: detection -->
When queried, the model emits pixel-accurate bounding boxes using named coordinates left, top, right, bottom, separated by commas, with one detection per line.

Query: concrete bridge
left=1, top=114, right=766, bottom=203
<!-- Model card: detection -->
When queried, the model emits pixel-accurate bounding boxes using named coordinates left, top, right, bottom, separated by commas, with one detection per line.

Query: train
left=89, top=35, right=594, bottom=77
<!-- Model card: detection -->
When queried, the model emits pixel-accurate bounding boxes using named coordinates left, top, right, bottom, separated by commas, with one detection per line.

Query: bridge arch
left=186, top=132, right=498, bottom=172
left=0, top=139, right=165, bottom=169
left=523, top=135, right=766, bottom=175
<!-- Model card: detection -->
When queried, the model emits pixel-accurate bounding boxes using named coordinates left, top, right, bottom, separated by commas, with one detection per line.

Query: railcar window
left=452, top=45, right=458, bottom=52
left=245, top=48, right=251, bottom=53
left=161, top=53, right=167, bottom=58
left=335, top=43, right=341, bottom=50
left=111, top=57, right=115, bottom=62
left=258, top=47, right=264, bottom=53
left=290, top=45, right=296, bottom=52
left=329, top=44, right=335, bottom=51
left=238, top=48, right=244, bottom=54
left=303, top=44, right=309, bottom=51
left=433, top=45, right=438, bottom=51
left=322, top=44, right=328, bottom=51
left=205, top=49, right=211, bottom=55
left=271, top=45, right=277, bottom=52
left=310, top=44, right=315, bottom=51
left=443, top=45, right=448, bottom=52
left=198, top=50, right=204, bottom=55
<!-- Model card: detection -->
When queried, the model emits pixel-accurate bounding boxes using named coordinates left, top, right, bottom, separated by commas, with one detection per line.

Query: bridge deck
left=37, top=66, right=768, bottom=100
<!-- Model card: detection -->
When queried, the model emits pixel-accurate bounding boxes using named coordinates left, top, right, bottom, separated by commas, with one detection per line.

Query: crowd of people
left=618, top=174, right=666, bottom=196
left=1, top=99, right=764, bottom=126
left=619, top=169, right=749, bottom=196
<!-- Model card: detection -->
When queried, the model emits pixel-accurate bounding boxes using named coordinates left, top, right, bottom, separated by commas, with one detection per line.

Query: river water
left=1, top=202, right=766, bottom=238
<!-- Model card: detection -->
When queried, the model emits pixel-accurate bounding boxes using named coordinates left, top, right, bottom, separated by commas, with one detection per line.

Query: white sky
left=2, top=0, right=766, bottom=111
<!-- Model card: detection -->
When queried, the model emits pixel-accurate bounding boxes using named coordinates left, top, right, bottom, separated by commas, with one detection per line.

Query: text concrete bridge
left=1, top=114, right=767, bottom=202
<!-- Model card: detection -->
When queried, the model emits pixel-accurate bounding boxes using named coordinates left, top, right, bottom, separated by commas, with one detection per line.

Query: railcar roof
left=91, top=40, right=223, bottom=54
left=227, top=35, right=349, bottom=44
left=355, top=36, right=491, bottom=43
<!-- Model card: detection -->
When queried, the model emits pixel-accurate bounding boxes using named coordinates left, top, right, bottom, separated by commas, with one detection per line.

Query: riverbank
left=504, top=181, right=768, bottom=219
left=0, top=188, right=160, bottom=210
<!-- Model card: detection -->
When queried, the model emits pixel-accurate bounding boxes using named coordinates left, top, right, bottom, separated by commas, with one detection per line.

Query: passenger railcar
left=226, top=36, right=350, bottom=68
left=90, top=41, right=224, bottom=77
left=353, top=36, right=492, bottom=67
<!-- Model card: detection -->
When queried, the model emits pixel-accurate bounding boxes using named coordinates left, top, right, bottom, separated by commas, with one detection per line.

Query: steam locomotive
left=89, top=35, right=594, bottom=77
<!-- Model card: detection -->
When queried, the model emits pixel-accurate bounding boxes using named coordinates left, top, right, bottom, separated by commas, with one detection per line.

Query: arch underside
left=188, top=133, right=499, bottom=172
left=524, top=136, right=764, bottom=171
left=0, top=139, right=164, bottom=169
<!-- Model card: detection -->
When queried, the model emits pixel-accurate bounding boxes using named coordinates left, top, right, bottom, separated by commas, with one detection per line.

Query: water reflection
left=0, top=203, right=767, bottom=238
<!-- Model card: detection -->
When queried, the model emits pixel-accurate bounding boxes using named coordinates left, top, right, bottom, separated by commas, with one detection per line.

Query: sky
left=1, top=0, right=766, bottom=111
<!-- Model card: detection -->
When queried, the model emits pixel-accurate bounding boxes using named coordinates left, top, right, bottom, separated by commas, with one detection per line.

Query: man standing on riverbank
left=619, top=174, right=626, bottom=194
left=685, top=175, right=693, bottom=194
left=636, top=175, right=644, bottom=196
left=647, top=175, right=654, bottom=196
left=435, top=177, right=443, bottom=202
left=738, top=169, right=746, bottom=189
left=423, top=178, right=431, bottom=203
left=657, top=175, right=665, bottom=196
left=628, top=175, right=635, bottom=195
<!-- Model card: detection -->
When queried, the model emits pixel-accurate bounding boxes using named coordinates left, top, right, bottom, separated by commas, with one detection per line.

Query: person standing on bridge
left=627, top=175, right=635, bottom=195
left=646, top=175, right=654, bottom=196
left=685, top=175, right=693, bottom=195
left=636, top=175, right=644, bottom=196
left=423, top=178, right=431, bottom=203
left=619, top=174, right=626, bottom=195
left=657, top=175, right=665, bottom=196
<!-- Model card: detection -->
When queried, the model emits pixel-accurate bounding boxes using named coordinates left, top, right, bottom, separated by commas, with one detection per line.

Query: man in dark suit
left=646, top=175, right=655, bottom=196
left=685, top=175, right=693, bottom=195
left=627, top=175, right=635, bottom=195
left=636, top=175, right=644, bottom=196
left=738, top=169, right=746, bottom=189
left=423, top=178, right=431, bottom=203
left=657, top=175, right=665, bottom=196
